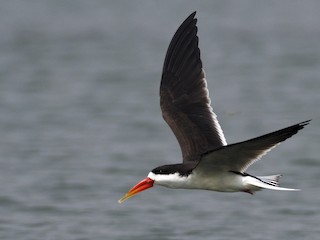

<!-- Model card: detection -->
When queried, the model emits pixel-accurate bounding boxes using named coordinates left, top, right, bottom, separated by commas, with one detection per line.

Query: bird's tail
left=258, top=174, right=282, bottom=187
left=244, top=174, right=300, bottom=191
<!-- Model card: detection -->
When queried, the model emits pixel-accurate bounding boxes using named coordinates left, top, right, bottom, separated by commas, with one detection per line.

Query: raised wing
left=160, top=12, right=227, bottom=163
left=197, top=120, right=310, bottom=173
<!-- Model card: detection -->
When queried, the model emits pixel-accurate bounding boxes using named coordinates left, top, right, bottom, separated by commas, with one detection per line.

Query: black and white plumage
left=118, top=12, right=310, bottom=203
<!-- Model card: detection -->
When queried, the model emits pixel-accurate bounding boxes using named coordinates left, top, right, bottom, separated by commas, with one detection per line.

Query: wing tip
left=293, top=119, right=311, bottom=133
left=189, top=11, right=197, bottom=19
left=298, top=119, right=311, bottom=127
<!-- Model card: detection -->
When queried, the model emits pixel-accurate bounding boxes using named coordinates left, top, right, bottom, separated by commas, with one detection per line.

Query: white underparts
left=147, top=171, right=299, bottom=193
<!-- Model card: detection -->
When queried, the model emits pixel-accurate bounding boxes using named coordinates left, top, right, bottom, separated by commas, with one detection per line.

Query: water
left=0, top=1, right=319, bottom=239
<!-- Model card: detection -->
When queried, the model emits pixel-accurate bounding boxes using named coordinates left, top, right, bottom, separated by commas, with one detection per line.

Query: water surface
left=0, top=1, right=319, bottom=239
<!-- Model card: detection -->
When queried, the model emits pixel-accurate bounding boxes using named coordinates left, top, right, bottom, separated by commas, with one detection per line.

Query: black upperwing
left=160, top=12, right=227, bottom=163
left=197, top=120, right=310, bottom=173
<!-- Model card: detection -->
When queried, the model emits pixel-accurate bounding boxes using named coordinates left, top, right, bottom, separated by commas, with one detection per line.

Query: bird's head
left=118, top=164, right=193, bottom=203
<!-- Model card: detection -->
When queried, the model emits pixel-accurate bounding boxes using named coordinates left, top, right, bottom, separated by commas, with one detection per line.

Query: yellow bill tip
left=118, top=194, right=131, bottom=204
left=118, top=177, right=154, bottom=204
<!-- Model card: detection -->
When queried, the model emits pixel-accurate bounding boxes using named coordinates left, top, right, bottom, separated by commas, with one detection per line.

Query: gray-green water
left=0, top=1, right=319, bottom=239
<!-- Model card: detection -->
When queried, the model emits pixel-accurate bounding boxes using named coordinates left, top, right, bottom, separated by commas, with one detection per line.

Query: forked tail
left=244, top=174, right=300, bottom=192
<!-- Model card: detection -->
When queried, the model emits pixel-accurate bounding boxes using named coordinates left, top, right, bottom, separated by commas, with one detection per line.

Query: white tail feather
left=244, top=175, right=300, bottom=191
left=257, top=174, right=282, bottom=187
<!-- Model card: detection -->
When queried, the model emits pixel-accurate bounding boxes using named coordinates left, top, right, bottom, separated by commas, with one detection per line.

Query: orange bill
left=118, top=177, right=154, bottom=203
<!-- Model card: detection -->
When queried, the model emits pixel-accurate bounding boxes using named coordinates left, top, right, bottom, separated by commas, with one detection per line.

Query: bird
left=118, top=12, right=310, bottom=203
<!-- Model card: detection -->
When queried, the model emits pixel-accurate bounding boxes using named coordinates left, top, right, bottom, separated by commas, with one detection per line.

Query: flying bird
left=118, top=12, right=310, bottom=203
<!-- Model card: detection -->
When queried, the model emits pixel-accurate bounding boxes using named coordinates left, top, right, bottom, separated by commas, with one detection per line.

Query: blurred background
left=0, top=1, right=319, bottom=239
